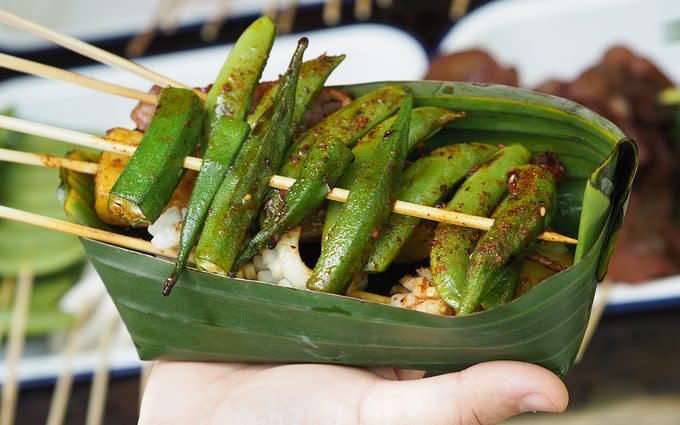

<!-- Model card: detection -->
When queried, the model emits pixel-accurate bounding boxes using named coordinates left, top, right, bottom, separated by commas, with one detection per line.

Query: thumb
left=359, top=361, right=568, bottom=425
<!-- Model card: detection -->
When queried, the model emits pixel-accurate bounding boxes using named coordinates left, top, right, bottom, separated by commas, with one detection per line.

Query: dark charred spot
left=531, top=151, right=567, bottom=181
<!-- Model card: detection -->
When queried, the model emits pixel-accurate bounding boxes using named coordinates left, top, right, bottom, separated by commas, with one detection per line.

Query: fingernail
left=519, top=393, right=557, bottom=413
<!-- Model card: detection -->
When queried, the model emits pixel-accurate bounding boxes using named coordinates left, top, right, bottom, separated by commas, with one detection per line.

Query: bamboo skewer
left=200, top=0, right=230, bottom=42
left=0, top=205, right=177, bottom=259
left=355, top=0, right=373, bottom=20
left=0, top=9, right=204, bottom=100
left=84, top=316, right=119, bottom=425
left=0, top=54, right=157, bottom=104
left=277, top=0, right=299, bottom=34
left=0, top=137, right=577, bottom=245
left=323, top=0, right=342, bottom=25
left=45, top=301, right=98, bottom=425
left=0, top=269, right=32, bottom=425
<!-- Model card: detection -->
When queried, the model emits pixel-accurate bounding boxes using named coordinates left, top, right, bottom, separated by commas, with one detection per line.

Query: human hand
left=138, top=360, right=567, bottom=425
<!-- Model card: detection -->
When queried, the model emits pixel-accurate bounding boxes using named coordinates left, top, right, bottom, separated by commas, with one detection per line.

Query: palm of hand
left=139, top=360, right=567, bottom=425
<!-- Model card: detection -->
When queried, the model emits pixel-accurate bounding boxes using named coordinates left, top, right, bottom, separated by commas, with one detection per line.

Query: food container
left=73, top=80, right=637, bottom=377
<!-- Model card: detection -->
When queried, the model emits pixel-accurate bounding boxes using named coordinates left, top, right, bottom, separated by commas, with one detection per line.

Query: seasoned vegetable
left=259, top=85, right=408, bottom=231
left=108, top=88, right=205, bottom=226
left=165, top=17, right=275, bottom=294
left=430, top=145, right=532, bottom=310
left=307, top=92, right=414, bottom=294
left=459, top=164, right=558, bottom=315
left=365, top=143, right=498, bottom=272
left=94, top=128, right=143, bottom=226
left=194, top=38, right=307, bottom=275
left=278, top=86, right=408, bottom=179
left=323, top=106, right=462, bottom=240
left=235, top=136, right=353, bottom=267
left=248, top=54, right=346, bottom=128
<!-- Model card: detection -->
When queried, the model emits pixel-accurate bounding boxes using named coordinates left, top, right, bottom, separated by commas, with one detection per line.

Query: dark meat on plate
left=424, top=45, right=680, bottom=283
left=424, top=49, right=519, bottom=85
left=535, top=46, right=680, bottom=282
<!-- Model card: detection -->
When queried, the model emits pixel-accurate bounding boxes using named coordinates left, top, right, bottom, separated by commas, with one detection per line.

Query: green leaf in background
left=0, top=113, right=88, bottom=335
left=0, top=128, right=85, bottom=276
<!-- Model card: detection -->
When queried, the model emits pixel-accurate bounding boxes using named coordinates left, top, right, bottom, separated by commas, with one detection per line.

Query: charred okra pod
left=307, top=92, right=413, bottom=294
left=365, top=143, right=498, bottom=272
left=109, top=88, right=205, bottom=226
left=194, top=38, right=307, bottom=275
left=248, top=54, right=346, bottom=128
left=323, top=106, right=462, bottom=240
left=430, top=145, right=531, bottom=310
left=259, top=85, right=408, bottom=230
left=459, top=164, right=558, bottom=315
left=164, top=17, right=275, bottom=294
left=235, top=137, right=354, bottom=267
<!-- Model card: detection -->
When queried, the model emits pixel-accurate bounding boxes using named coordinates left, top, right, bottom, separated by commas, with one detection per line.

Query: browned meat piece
left=130, top=85, right=162, bottom=131
left=424, top=49, right=519, bottom=86
left=533, top=45, right=680, bottom=282
left=297, top=87, right=352, bottom=132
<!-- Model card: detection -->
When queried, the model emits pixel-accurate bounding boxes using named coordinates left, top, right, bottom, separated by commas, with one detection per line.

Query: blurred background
left=1, top=0, right=680, bottom=423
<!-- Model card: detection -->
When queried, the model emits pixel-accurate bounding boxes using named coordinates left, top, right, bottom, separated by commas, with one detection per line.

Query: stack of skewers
left=0, top=9, right=636, bottom=424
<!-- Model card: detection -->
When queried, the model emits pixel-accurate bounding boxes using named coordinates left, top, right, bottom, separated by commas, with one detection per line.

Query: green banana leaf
left=0, top=130, right=84, bottom=275
left=74, top=81, right=637, bottom=377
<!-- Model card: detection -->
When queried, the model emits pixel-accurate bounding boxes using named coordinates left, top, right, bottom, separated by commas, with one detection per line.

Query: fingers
left=359, top=361, right=568, bottom=425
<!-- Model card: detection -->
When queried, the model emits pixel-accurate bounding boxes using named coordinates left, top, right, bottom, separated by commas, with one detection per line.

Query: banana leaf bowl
left=73, top=80, right=637, bottom=377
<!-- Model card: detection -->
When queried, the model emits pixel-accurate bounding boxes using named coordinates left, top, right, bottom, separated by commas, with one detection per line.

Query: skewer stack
left=0, top=7, right=607, bottom=423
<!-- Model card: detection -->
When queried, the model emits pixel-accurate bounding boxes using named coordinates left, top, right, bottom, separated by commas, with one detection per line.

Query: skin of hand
left=138, top=360, right=568, bottom=425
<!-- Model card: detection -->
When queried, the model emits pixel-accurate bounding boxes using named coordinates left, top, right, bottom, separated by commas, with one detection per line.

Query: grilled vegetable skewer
left=108, top=88, right=205, bottom=227
left=459, top=163, right=559, bottom=315
left=238, top=86, right=409, bottom=266
left=307, top=92, right=414, bottom=294
left=366, top=143, right=498, bottom=272
left=164, top=17, right=275, bottom=294
left=431, top=145, right=532, bottom=310
left=194, top=38, right=308, bottom=276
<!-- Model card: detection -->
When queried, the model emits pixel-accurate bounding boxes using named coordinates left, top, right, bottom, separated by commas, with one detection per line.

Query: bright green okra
left=165, top=16, right=275, bottom=293
left=307, top=92, right=414, bottom=294
left=323, top=106, right=462, bottom=240
left=235, top=138, right=354, bottom=267
left=365, top=143, right=498, bottom=273
left=194, top=38, right=307, bottom=275
left=459, top=164, right=558, bottom=315
left=108, top=88, right=205, bottom=226
left=430, top=145, right=532, bottom=310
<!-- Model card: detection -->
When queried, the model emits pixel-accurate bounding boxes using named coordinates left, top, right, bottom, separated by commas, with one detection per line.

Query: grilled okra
left=430, top=145, right=532, bottom=310
left=307, top=92, right=414, bottom=294
left=365, top=143, right=498, bottom=272
left=194, top=38, right=307, bottom=275
left=109, top=88, right=205, bottom=226
left=323, top=106, right=462, bottom=240
left=235, top=136, right=354, bottom=267
left=165, top=17, right=275, bottom=293
left=259, top=85, right=408, bottom=231
left=248, top=54, right=346, bottom=128
left=459, top=164, right=558, bottom=315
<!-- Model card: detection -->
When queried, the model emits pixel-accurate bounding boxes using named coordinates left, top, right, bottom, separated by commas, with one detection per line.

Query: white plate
left=0, top=23, right=428, bottom=385
left=438, top=0, right=680, bottom=312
